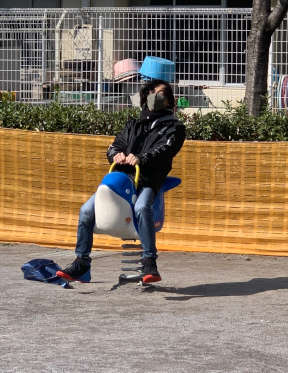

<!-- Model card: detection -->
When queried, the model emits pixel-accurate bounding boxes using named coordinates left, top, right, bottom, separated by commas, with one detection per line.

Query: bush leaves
left=1, top=97, right=288, bottom=141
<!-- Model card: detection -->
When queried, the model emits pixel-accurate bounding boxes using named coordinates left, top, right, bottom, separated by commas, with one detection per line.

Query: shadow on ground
left=143, top=277, right=288, bottom=301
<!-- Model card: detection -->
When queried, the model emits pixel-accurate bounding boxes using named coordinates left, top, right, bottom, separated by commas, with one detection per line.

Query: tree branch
left=267, top=0, right=288, bottom=32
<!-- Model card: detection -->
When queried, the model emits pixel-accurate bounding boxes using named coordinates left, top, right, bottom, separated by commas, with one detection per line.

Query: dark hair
left=139, top=79, right=175, bottom=109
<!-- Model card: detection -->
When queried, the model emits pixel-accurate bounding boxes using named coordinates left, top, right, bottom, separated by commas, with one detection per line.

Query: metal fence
left=0, top=7, right=283, bottom=113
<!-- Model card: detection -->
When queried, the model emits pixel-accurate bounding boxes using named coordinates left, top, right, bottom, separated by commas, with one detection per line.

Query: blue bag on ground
left=21, top=259, right=69, bottom=288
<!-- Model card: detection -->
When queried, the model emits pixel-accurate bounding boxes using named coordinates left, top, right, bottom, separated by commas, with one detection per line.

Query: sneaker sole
left=142, top=274, right=161, bottom=283
left=56, top=270, right=90, bottom=283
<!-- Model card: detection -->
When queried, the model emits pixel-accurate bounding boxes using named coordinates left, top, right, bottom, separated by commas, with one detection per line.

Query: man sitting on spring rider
left=56, top=79, right=186, bottom=283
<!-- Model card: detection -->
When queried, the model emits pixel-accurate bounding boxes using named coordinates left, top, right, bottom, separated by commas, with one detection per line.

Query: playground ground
left=1, top=242, right=288, bottom=373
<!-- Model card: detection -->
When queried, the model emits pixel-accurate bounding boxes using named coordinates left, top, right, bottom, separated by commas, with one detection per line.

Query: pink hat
left=114, top=59, right=140, bottom=82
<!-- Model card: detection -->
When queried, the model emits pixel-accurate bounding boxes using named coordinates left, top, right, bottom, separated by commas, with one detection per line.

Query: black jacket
left=106, top=110, right=186, bottom=192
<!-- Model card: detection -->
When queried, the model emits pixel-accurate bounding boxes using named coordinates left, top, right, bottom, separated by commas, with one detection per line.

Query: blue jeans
left=75, top=187, right=157, bottom=259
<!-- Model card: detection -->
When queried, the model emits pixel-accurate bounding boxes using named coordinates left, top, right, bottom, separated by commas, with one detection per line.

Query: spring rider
left=93, top=162, right=181, bottom=286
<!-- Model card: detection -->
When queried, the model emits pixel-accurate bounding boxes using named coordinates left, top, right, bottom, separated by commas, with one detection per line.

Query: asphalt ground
left=2, top=243, right=288, bottom=373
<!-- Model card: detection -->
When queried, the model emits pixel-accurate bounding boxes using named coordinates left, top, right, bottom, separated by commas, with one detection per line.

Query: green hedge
left=1, top=96, right=288, bottom=141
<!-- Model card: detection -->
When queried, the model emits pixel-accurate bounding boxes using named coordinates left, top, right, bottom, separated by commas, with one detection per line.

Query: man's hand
left=113, top=152, right=126, bottom=164
left=125, top=153, right=140, bottom=166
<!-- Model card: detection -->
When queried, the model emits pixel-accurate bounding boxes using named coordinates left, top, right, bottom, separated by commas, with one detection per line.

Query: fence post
left=55, top=10, right=67, bottom=84
left=42, top=11, right=47, bottom=86
left=219, top=12, right=227, bottom=86
left=97, top=15, right=103, bottom=110
left=268, top=40, right=273, bottom=110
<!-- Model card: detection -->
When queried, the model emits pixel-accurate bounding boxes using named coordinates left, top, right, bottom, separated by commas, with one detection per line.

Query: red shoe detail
left=56, top=270, right=90, bottom=283
left=142, top=274, right=161, bottom=283
left=56, top=270, right=75, bottom=282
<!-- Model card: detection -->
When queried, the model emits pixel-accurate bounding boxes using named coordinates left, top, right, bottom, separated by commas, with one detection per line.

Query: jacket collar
left=150, top=114, right=177, bottom=129
left=140, top=105, right=173, bottom=122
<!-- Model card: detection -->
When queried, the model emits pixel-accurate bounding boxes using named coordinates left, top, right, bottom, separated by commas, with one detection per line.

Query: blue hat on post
left=140, top=56, right=175, bottom=82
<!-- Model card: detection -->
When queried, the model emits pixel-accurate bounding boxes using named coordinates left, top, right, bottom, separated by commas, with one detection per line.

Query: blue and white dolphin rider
left=56, top=80, right=186, bottom=283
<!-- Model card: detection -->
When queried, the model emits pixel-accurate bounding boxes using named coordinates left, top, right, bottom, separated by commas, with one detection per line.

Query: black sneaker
left=56, top=257, right=91, bottom=282
left=141, top=257, right=161, bottom=283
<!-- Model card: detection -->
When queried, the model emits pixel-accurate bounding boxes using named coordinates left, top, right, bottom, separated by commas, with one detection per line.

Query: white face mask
left=147, top=92, right=167, bottom=112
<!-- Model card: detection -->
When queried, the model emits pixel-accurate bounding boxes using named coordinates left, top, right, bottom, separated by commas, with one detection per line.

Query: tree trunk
left=245, top=0, right=288, bottom=116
